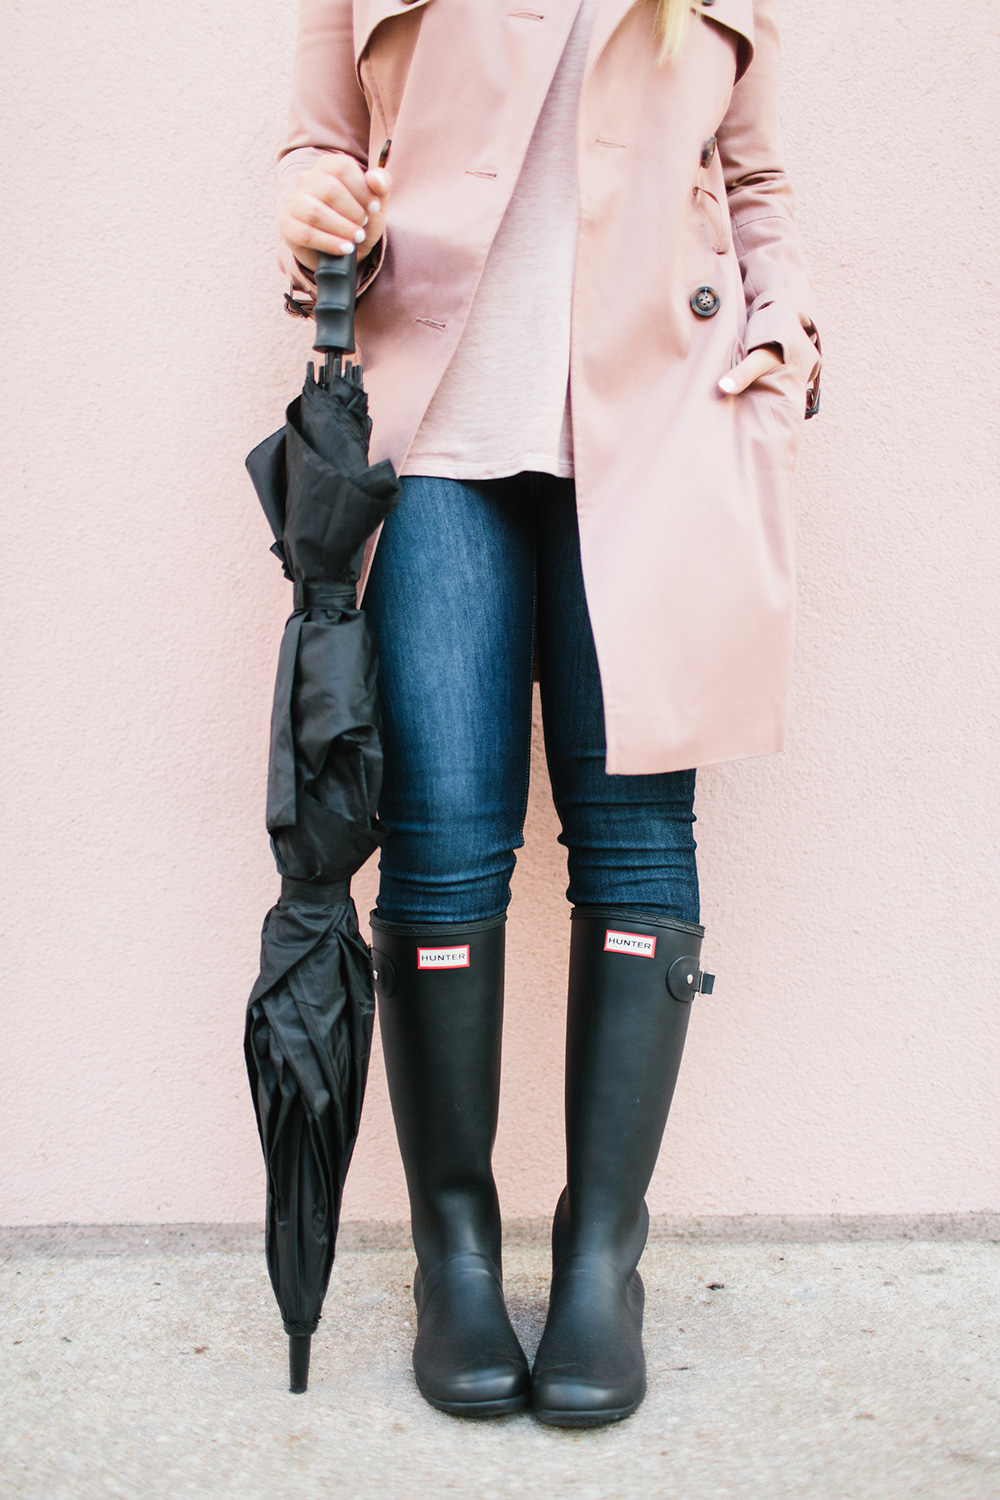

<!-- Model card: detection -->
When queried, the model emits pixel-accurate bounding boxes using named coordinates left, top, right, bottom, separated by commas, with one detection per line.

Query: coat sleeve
left=716, top=0, right=821, bottom=408
left=276, top=0, right=385, bottom=316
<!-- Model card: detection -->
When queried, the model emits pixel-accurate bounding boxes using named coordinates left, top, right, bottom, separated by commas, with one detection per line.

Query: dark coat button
left=702, top=0, right=715, bottom=6
left=700, top=135, right=717, bottom=168
left=690, top=286, right=721, bottom=318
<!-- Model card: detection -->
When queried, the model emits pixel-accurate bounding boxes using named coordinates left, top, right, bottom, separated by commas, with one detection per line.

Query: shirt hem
left=399, top=453, right=575, bottom=481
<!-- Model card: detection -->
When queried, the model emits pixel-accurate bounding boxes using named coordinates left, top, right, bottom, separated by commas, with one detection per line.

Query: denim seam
left=516, top=533, right=539, bottom=840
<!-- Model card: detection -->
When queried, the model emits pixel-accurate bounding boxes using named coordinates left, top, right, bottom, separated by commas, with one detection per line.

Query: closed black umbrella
left=244, top=247, right=401, bottom=1393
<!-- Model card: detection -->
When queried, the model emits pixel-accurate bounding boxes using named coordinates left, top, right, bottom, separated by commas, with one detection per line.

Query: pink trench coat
left=277, top=0, right=821, bottom=775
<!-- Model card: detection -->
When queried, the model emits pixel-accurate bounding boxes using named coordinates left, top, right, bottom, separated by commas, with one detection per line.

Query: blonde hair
left=656, top=0, right=692, bottom=62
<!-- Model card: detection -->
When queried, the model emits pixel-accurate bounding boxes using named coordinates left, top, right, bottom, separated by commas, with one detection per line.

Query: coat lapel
left=374, top=0, right=585, bottom=186
left=354, top=0, right=435, bottom=69
left=696, top=0, right=754, bottom=69
left=356, top=0, right=600, bottom=72
left=586, top=0, right=639, bottom=78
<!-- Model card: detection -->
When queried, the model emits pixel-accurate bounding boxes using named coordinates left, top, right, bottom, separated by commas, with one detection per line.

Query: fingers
left=315, top=150, right=373, bottom=205
left=717, top=344, right=783, bottom=396
left=364, top=166, right=390, bottom=212
left=283, top=174, right=368, bottom=258
left=281, top=209, right=362, bottom=262
left=280, top=154, right=393, bottom=268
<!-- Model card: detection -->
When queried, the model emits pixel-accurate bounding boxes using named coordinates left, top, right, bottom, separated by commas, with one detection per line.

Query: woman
left=275, top=0, right=820, bottom=1427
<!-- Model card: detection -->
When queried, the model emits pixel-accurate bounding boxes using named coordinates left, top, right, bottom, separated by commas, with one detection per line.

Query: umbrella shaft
left=317, top=353, right=364, bottom=390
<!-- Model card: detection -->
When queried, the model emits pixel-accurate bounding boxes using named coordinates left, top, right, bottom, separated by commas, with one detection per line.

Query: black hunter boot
left=370, top=914, right=530, bottom=1417
left=531, top=907, right=713, bottom=1427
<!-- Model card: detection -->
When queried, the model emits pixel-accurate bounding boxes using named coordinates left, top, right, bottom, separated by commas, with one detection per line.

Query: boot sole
left=423, top=1391, right=530, bottom=1419
left=532, top=1399, right=642, bottom=1428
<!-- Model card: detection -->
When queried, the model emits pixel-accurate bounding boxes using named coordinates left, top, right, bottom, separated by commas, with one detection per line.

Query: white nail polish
left=367, top=200, right=381, bottom=214
left=719, top=377, right=737, bottom=393
left=353, top=228, right=366, bottom=243
left=338, top=240, right=354, bottom=254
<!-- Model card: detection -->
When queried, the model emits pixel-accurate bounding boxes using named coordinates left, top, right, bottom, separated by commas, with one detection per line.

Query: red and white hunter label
left=604, top=929, right=657, bottom=959
left=417, top=944, right=471, bottom=970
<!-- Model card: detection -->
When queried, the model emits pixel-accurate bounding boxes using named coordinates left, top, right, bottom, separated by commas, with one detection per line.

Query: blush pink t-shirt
left=401, top=0, right=596, bottom=481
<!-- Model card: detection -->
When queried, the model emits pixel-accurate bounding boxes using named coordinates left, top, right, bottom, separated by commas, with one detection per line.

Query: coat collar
left=355, top=0, right=755, bottom=79
left=587, top=0, right=754, bottom=78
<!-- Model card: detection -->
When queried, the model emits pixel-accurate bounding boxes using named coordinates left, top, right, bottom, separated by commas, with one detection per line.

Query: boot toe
left=415, top=1356, right=530, bottom=1416
left=413, top=1253, right=530, bottom=1416
left=531, top=1260, right=646, bottom=1426
left=531, top=1367, right=645, bottom=1427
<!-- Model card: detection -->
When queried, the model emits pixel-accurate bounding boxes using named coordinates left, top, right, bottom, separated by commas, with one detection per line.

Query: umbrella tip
left=288, top=1334, right=312, bottom=1394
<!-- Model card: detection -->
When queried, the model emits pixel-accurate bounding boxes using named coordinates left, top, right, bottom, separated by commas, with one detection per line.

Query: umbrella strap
left=277, top=876, right=352, bottom=900
left=293, top=581, right=357, bottom=611
left=280, top=877, right=351, bottom=905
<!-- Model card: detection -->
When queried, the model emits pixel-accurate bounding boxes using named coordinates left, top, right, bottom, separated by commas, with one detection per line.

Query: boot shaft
left=561, top=908, right=712, bottom=1262
left=370, top=915, right=506, bottom=1268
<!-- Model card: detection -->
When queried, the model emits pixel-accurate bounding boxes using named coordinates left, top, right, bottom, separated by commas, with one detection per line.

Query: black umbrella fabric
left=244, top=248, right=401, bottom=1393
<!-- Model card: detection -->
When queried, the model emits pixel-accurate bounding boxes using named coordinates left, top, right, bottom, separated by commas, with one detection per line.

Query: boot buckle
left=667, top=956, right=715, bottom=1002
left=371, top=953, right=397, bottom=997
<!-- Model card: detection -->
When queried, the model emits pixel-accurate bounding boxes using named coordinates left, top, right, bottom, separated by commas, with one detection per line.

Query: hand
left=280, top=154, right=391, bottom=270
left=717, top=344, right=783, bottom=396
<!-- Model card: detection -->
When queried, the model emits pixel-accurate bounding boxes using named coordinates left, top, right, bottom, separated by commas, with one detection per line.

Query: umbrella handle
left=314, top=249, right=357, bottom=360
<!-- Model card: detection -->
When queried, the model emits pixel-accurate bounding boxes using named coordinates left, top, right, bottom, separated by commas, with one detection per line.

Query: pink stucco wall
left=2, top=3, right=998, bottom=1228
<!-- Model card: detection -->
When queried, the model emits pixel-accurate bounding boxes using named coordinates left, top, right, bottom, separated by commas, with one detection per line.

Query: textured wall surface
left=1, top=1, right=998, bottom=1227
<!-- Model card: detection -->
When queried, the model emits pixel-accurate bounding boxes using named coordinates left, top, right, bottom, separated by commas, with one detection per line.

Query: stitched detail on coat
left=415, top=317, right=446, bottom=330
left=508, top=10, right=544, bottom=19
left=596, top=136, right=627, bottom=149
left=732, top=211, right=796, bottom=231
left=466, top=168, right=498, bottom=178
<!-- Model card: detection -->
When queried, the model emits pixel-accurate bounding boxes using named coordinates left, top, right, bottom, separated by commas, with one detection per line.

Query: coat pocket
left=731, top=338, right=808, bottom=462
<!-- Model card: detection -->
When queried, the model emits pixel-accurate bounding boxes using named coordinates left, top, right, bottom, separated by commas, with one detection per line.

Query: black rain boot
left=370, top=913, right=530, bottom=1417
left=531, top=907, right=714, bottom=1427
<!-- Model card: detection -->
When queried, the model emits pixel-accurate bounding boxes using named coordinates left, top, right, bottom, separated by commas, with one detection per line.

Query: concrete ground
left=1, top=1232, right=998, bottom=1500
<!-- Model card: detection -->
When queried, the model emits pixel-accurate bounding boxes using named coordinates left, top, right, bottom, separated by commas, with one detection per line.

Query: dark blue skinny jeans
left=364, top=473, right=699, bottom=926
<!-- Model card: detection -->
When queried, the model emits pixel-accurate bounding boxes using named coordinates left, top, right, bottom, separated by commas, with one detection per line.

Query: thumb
left=718, top=345, right=783, bottom=395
